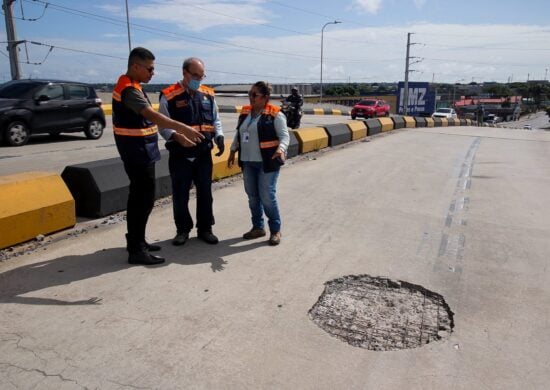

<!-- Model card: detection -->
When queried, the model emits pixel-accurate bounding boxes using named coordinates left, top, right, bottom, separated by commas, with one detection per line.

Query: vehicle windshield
left=436, top=108, right=452, bottom=113
left=358, top=100, right=376, bottom=106
left=0, top=81, right=43, bottom=99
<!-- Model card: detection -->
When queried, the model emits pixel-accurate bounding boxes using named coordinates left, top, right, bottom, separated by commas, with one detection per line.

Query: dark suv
left=0, top=79, right=105, bottom=146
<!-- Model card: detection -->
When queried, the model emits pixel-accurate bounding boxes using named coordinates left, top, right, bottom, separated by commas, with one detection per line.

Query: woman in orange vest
left=228, top=81, right=289, bottom=246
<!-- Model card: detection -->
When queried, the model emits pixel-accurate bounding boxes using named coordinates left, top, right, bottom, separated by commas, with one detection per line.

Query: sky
left=1, top=0, right=550, bottom=85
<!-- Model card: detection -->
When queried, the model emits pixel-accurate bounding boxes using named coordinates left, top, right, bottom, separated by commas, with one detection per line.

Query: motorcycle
left=281, top=100, right=302, bottom=129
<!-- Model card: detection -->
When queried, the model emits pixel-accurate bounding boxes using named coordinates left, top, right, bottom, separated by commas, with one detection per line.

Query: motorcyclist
left=282, top=86, right=303, bottom=128
left=285, top=86, right=303, bottom=108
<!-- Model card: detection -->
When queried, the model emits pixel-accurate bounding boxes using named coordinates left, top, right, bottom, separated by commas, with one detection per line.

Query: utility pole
left=3, top=0, right=22, bottom=80
left=403, top=32, right=412, bottom=115
left=125, top=0, right=132, bottom=53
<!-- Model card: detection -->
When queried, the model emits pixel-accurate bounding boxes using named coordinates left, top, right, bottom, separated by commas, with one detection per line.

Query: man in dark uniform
left=283, top=86, right=303, bottom=128
left=285, top=86, right=303, bottom=108
left=476, top=103, right=485, bottom=126
left=112, top=47, right=203, bottom=265
left=159, top=57, right=224, bottom=246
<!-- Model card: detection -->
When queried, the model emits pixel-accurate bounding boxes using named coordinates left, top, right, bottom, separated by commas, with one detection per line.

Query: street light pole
left=320, top=20, right=341, bottom=103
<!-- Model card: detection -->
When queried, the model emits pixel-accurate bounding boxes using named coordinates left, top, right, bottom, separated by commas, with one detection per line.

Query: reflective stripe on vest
left=113, top=125, right=158, bottom=137
left=260, top=140, right=279, bottom=149
left=191, top=124, right=215, bottom=133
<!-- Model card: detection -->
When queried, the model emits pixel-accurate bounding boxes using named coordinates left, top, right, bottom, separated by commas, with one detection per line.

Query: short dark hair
left=128, top=47, right=155, bottom=68
left=253, top=81, right=272, bottom=97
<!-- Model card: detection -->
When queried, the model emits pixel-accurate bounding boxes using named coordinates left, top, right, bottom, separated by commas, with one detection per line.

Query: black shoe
left=198, top=230, right=219, bottom=244
left=145, top=242, right=161, bottom=252
left=172, top=232, right=189, bottom=246
left=128, top=251, right=165, bottom=265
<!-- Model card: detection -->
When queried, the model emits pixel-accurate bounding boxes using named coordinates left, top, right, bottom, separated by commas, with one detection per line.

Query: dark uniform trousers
left=169, top=150, right=214, bottom=234
left=124, top=162, right=156, bottom=252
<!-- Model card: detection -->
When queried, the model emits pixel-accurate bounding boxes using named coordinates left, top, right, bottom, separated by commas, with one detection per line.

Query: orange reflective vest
left=112, top=75, right=160, bottom=165
left=160, top=83, right=217, bottom=157
left=237, top=103, right=282, bottom=172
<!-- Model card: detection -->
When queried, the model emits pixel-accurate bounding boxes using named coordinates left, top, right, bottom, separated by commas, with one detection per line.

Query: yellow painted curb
left=346, top=120, right=367, bottom=140
left=0, top=172, right=76, bottom=249
left=403, top=116, right=416, bottom=128
left=236, top=106, right=243, bottom=114
left=440, top=118, right=449, bottom=127
left=332, top=109, right=342, bottom=115
left=293, top=127, right=329, bottom=153
left=313, top=108, right=325, bottom=115
left=212, top=141, right=241, bottom=180
left=378, top=117, right=394, bottom=132
left=102, top=103, right=159, bottom=116
left=425, top=118, right=435, bottom=127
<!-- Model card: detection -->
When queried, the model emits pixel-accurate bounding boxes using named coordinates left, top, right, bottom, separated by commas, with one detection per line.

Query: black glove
left=215, top=135, right=225, bottom=156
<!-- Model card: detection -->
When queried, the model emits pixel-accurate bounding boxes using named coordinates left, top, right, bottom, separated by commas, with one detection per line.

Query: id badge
left=243, top=130, right=250, bottom=143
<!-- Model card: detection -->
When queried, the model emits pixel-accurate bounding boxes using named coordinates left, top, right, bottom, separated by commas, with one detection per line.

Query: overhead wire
left=11, top=0, right=550, bottom=82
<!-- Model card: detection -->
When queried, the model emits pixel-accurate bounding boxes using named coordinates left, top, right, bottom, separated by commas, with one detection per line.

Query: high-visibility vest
left=160, top=83, right=217, bottom=157
left=236, top=103, right=282, bottom=172
left=112, top=75, right=160, bottom=165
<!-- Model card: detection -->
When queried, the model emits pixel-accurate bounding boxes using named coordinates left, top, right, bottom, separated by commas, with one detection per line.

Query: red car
left=351, top=99, right=390, bottom=119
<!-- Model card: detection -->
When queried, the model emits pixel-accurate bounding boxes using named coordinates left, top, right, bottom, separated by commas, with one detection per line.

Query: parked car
left=351, top=99, right=390, bottom=119
left=523, top=124, right=532, bottom=130
left=484, top=114, right=503, bottom=125
left=0, top=79, right=105, bottom=146
left=431, top=108, right=457, bottom=119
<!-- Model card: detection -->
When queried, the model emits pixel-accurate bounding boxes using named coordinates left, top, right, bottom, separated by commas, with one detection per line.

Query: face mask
left=188, top=78, right=201, bottom=91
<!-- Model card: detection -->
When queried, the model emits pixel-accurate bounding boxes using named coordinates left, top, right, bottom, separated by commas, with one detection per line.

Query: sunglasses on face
left=248, top=92, right=264, bottom=98
left=136, top=63, right=154, bottom=73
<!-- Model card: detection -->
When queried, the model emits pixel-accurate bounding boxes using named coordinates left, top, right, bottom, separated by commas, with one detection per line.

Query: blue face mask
left=188, top=78, right=201, bottom=91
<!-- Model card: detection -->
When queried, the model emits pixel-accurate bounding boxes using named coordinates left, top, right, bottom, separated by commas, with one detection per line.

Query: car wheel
left=4, top=120, right=30, bottom=146
left=85, top=118, right=104, bottom=139
left=351, top=115, right=356, bottom=120
left=385, top=111, right=390, bottom=117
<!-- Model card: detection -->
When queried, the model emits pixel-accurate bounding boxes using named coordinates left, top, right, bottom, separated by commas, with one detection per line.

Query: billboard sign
left=396, top=82, right=436, bottom=116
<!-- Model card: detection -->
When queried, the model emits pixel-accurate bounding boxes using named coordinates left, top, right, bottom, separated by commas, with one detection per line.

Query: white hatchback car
left=431, top=108, right=458, bottom=119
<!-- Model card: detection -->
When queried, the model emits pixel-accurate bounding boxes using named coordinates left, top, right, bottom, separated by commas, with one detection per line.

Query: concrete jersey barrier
left=1, top=116, right=475, bottom=248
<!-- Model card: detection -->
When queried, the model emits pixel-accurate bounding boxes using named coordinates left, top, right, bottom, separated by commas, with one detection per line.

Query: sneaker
left=172, top=232, right=189, bottom=246
left=243, top=227, right=267, bottom=239
left=198, top=230, right=219, bottom=245
left=128, top=251, right=165, bottom=265
left=269, top=232, right=281, bottom=246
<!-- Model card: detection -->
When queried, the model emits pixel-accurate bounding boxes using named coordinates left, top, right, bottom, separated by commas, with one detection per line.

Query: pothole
left=309, top=274, right=454, bottom=351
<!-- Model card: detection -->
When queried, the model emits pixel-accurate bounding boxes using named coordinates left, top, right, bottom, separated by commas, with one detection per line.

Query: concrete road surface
left=1, top=126, right=550, bottom=389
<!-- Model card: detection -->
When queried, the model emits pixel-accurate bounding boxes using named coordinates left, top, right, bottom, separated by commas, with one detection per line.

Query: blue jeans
left=242, top=161, right=281, bottom=233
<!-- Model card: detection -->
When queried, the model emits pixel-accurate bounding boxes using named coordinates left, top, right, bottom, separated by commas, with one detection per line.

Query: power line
left=26, top=0, right=370, bottom=62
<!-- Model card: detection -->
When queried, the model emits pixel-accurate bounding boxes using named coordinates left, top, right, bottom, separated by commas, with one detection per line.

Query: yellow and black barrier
left=378, top=117, right=395, bottom=132
left=323, top=124, right=352, bottom=147
left=346, top=120, right=367, bottom=140
left=364, top=118, right=382, bottom=135
left=293, top=127, right=329, bottom=153
left=0, top=172, right=75, bottom=249
left=103, top=104, right=352, bottom=116
left=1, top=115, right=476, bottom=249
left=212, top=141, right=242, bottom=181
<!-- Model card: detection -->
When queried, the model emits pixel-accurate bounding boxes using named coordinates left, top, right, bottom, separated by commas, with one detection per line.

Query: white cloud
left=5, top=21, right=550, bottom=85
left=97, top=4, right=123, bottom=14
left=129, top=0, right=268, bottom=32
left=351, top=0, right=383, bottom=15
